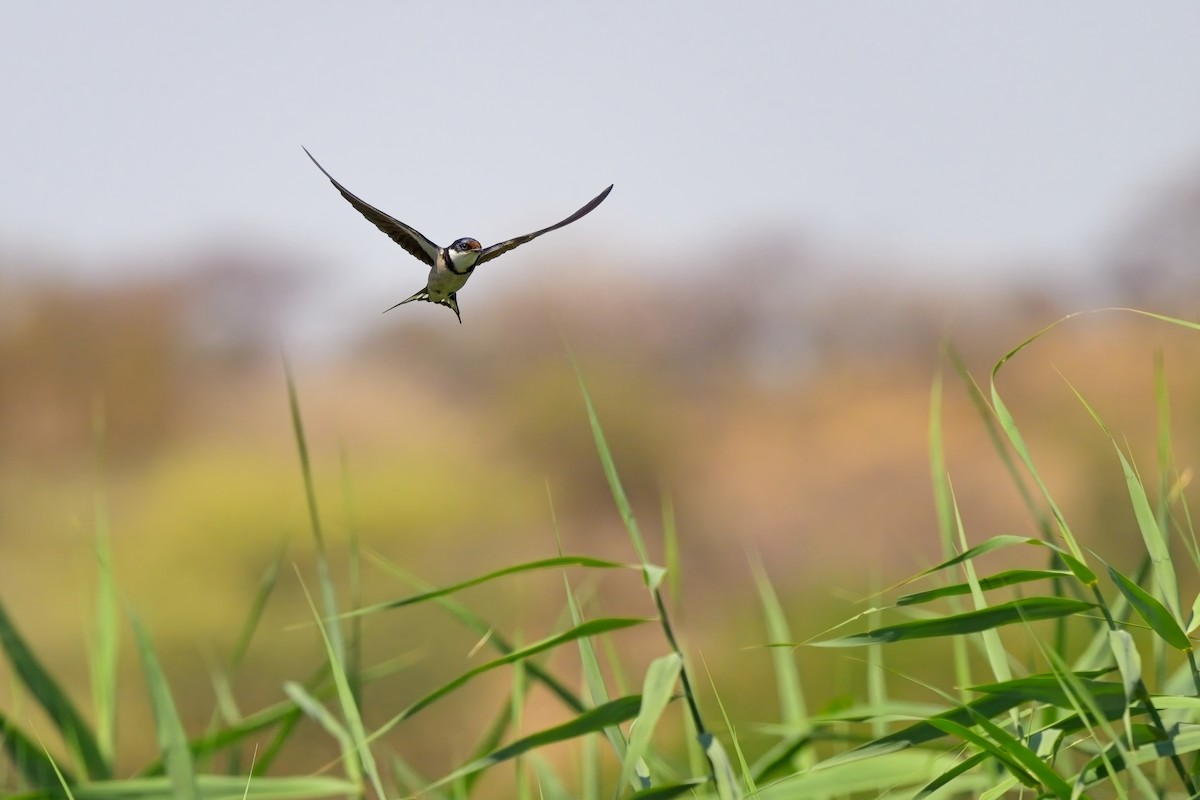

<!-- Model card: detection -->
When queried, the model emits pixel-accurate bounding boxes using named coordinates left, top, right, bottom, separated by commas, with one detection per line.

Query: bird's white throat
left=446, top=249, right=481, bottom=271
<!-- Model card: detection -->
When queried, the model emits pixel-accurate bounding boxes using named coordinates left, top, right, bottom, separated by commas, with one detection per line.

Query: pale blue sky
left=3, top=2, right=1200, bottom=296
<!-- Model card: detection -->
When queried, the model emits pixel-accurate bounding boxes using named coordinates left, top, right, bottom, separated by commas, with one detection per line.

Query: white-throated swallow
left=304, top=147, right=612, bottom=323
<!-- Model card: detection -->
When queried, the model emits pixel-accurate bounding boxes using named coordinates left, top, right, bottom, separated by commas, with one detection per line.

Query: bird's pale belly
left=425, top=267, right=471, bottom=301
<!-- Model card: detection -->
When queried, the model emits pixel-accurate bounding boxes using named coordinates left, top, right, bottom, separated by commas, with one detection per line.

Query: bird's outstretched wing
left=477, top=184, right=613, bottom=265
left=303, top=147, right=440, bottom=267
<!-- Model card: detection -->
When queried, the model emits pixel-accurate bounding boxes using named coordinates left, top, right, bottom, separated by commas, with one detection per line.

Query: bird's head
left=450, top=237, right=483, bottom=254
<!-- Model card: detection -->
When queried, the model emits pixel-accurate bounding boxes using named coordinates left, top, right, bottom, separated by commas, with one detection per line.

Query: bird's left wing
left=476, top=184, right=613, bottom=265
left=303, top=147, right=440, bottom=267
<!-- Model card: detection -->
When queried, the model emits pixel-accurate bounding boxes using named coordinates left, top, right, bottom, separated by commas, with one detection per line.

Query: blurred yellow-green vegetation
left=3, top=165, right=1200, bottom=787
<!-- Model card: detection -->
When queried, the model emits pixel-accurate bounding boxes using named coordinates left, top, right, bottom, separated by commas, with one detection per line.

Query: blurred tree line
left=2, top=158, right=1200, bottom=498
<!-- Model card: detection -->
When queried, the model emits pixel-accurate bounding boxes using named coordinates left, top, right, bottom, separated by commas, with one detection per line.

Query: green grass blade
left=0, top=596, right=109, bottom=779
left=567, top=349, right=649, bottom=567
left=567, top=345, right=713, bottom=785
left=1153, top=350, right=1174, bottom=552
left=381, top=617, right=650, bottom=730
left=194, top=541, right=288, bottom=776
left=701, top=732, right=742, bottom=800
left=0, top=709, right=71, bottom=789
left=58, top=774, right=357, bottom=798
left=128, top=612, right=198, bottom=800
left=661, top=493, right=681, bottom=607
left=1107, top=630, right=1142, bottom=733
left=339, top=450, right=363, bottom=709
left=913, top=750, right=990, bottom=798
left=700, top=655, right=754, bottom=795
left=229, top=774, right=360, bottom=798
left=929, top=363, right=954, bottom=554
left=390, top=755, right=444, bottom=800
left=1154, top=351, right=1200, bottom=579
left=580, top=718, right=601, bottom=800
left=749, top=554, right=812, bottom=771
left=282, top=355, right=346, bottom=669
left=239, top=712, right=307, bottom=781
left=39, top=739, right=75, bottom=800
left=281, top=354, right=324, bottom=554
left=811, top=597, right=1093, bottom=646
left=137, top=665, right=340, bottom=776
left=511, top=653, right=528, bottom=800
left=528, top=755, right=570, bottom=800
left=927, top=718, right=1037, bottom=788
left=560, top=572, right=636, bottom=781
left=626, top=779, right=708, bottom=799
left=619, top=654, right=682, bottom=791
left=231, top=540, right=288, bottom=669
left=88, top=536, right=119, bottom=773
left=1078, top=727, right=1200, bottom=788
left=1106, top=564, right=1190, bottom=651
left=947, top=348, right=1051, bottom=537
left=820, top=694, right=1019, bottom=769
left=1189, top=592, right=1200, bottom=635
left=88, top=401, right=119, bottom=768
left=678, top=681, right=706, bottom=784
left=427, top=695, right=643, bottom=790
left=749, top=732, right=814, bottom=784
left=1065, top=376, right=1184, bottom=623
left=282, top=681, right=360, bottom=787
left=760, top=750, right=954, bottom=798
left=992, top=385, right=1082, bottom=560
left=1118, top=307, right=1200, bottom=333
left=344, top=556, right=632, bottom=619
left=988, top=314, right=1089, bottom=562
left=899, top=534, right=1094, bottom=587
left=940, top=481, right=1015, bottom=687
left=968, top=674, right=1126, bottom=715
left=461, top=690, right=520, bottom=795
left=368, top=553, right=589, bottom=714
left=927, top=716, right=1071, bottom=796
left=930, top=365, right=981, bottom=701
left=1041, top=644, right=1154, bottom=797
left=294, top=572, right=383, bottom=799
left=824, top=672, right=1123, bottom=777
left=971, top=712, right=1074, bottom=797
left=897, top=569, right=1076, bottom=605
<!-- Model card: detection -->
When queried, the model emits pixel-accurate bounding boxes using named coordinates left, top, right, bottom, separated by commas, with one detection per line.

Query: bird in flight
left=304, top=147, right=613, bottom=323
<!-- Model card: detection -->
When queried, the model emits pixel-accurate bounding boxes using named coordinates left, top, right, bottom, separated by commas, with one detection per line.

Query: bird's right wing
left=303, top=147, right=439, bottom=267
left=477, top=184, right=613, bottom=265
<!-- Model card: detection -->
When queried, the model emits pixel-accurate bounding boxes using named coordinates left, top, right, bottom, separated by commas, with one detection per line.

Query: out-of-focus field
left=2, top=182, right=1199, bottom=779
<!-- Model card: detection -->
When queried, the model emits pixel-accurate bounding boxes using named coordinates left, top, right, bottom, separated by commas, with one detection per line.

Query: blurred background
left=4, top=0, right=1200, bottom=786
